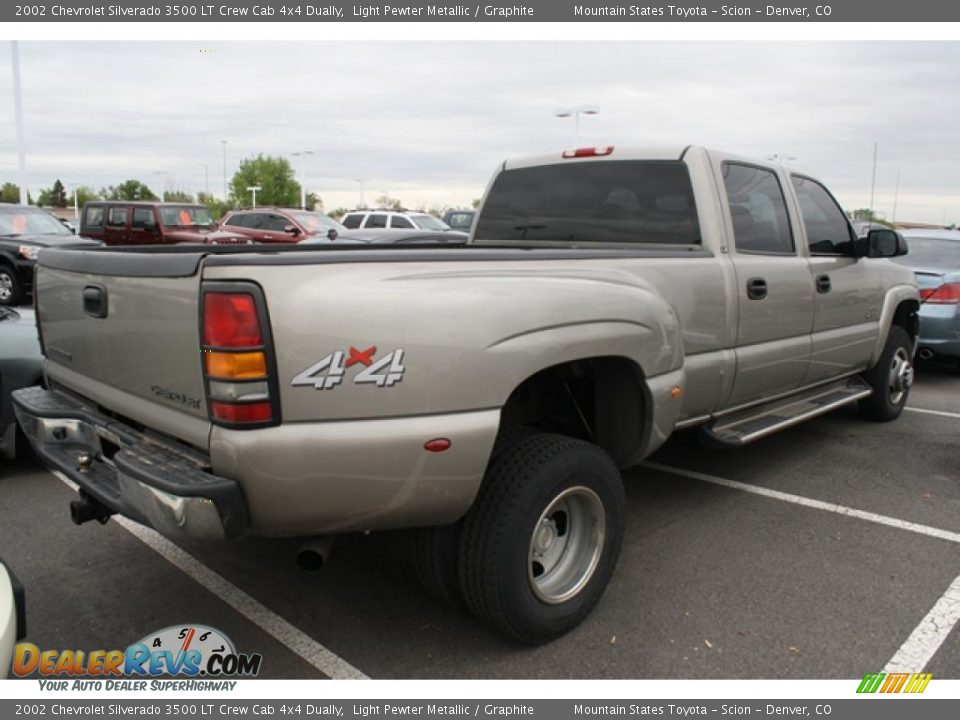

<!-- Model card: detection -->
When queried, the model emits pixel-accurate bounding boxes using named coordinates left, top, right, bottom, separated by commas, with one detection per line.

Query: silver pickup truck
left=14, top=146, right=918, bottom=643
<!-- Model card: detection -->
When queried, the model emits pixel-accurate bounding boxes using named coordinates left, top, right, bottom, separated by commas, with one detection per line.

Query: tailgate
left=36, top=248, right=211, bottom=450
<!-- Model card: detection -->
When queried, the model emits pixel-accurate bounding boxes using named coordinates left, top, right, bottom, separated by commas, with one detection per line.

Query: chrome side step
left=701, top=376, right=873, bottom=447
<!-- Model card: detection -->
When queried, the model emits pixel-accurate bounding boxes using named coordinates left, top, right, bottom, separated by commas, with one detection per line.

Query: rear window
left=473, top=160, right=701, bottom=245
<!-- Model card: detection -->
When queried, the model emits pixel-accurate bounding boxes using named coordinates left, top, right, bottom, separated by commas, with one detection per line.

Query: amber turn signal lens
left=205, top=350, right=267, bottom=380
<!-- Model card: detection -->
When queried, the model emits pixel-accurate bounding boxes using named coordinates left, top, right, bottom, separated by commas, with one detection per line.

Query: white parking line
left=52, top=470, right=369, bottom=680
left=906, top=406, right=960, bottom=420
left=641, top=462, right=960, bottom=545
left=885, top=574, right=960, bottom=673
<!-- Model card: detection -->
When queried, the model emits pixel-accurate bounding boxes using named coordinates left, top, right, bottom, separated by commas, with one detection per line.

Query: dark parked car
left=307, top=229, right=469, bottom=245
left=441, top=209, right=477, bottom=233
left=0, top=305, right=42, bottom=459
left=220, top=207, right=345, bottom=243
left=893, top=229, right=960, bottom=365
left=80, top=201, right=251, bottom=247
left=0, top=204, right=101, bottom=306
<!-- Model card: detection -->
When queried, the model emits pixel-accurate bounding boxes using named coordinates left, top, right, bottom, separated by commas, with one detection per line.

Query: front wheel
left=458, top=432, right=624, bottom=644
left=0, top=265, right=23, bottom=307
left=859, top=325, right=914, bottom=421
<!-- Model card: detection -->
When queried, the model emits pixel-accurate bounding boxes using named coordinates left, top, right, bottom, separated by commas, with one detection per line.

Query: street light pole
left=247, top=185, right=261, bottom=209
left=292, top=150, right=315, bottom=210
left=154, top=171, right=169, bottom=202
left=892, top=170, right=900, bottom=223
left=202, top=163, right=209, bottom=197
left=554, top=105, right=600, bottom=146
left=221, top=140, right=228, bottom=201
left=355, top=178, right=367, bottom=208
left=11, top=42, right=29, bottom=205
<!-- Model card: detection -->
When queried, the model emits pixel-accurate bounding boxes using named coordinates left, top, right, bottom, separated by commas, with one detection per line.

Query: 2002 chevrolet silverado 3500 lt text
left=13, top=146, right=919, bottom=643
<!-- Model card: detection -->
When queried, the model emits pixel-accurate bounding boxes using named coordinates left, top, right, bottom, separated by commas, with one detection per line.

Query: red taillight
left=211, top=401, right=273, bottom=424
left=201, top=286, right=277, bottom=427
left=562, top=146, right=614, bottom=159
left=921, top=282, right=960, bottom=304
left=203, top=292, right=262, bottom=347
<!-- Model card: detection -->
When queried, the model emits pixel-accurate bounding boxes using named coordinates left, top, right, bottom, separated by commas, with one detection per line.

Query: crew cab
left=13, top=146, right=918, bottom=644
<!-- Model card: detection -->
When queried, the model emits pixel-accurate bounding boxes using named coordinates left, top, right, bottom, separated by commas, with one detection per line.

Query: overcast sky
left=1, top=41, right=959, bottom=222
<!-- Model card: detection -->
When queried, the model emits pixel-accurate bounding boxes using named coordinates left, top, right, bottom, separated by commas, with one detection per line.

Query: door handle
left=746, top=277, right=768, bottom=300
left=83, top=284, right=108, bottom=318
left=816, top=274, right=832, bottom=293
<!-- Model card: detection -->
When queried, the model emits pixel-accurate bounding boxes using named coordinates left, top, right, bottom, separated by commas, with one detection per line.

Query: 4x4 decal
left=291, top=346, right=406, bottom=390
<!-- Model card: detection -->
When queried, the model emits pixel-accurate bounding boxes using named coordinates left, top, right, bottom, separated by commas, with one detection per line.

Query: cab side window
left=264, top=214, right=289, bottom=232
left=366, top=214, right=388, bottom=229
left=390, top=216, right=415, bottom=229
left=132, top=207, right=156, bottom=230
left=341, top=214, right=363, bottom=229
left=224, top=214, right=248, bottom=228
left=722, top=163, right=794, bottom=255
left=107, top=207, right=128, bottom=228
left=84, top=207, right=104, bottom=227
left=791, top=176, right=856, bottom=256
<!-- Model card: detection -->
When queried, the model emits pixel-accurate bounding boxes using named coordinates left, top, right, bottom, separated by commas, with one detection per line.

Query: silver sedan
left=894, top=229, right=960, bottom=366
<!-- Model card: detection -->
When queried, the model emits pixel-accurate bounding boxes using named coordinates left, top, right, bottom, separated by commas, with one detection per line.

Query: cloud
left=0, top=41, right=958, bottom=222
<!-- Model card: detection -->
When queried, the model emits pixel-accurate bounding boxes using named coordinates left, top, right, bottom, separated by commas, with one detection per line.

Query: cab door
left=718, top=160, right=814, bottom=405
left=103, top=205, right=130, bottom=245
left=790, top=175, right=882, bottom=383
left=128, top=206, right=160, bottom=245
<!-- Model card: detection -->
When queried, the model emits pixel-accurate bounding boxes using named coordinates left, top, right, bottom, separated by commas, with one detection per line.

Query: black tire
left=458, top=432, right=624, bottom=645
left=858, top=325, right=914, bottom=421
left=412, top=522, right=464, bottom=608
left=411, top=426, right=536, bottom=608
left=0, top=264, right=23, bottom=307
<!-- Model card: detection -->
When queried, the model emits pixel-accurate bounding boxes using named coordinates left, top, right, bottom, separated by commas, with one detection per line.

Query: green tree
left=0, top=182, right=30, bottom=204
left=229, top=155, right=300, bottom=208
left=163, top=190, right=195, bottom=203
left=471, top=198, right=481, bottom=209
left=38, top=179, right=69, bottom=207
left=197, top=192, right=232, bottom=220
left=306, top=192, right=320, bottom=212
left=374, top=194, right=403, bottom=211
left=103, top=180, right=158, bottom=201
left=68, top=186, right=101, bottom=208
left=329, top=207, right=349, bottom=220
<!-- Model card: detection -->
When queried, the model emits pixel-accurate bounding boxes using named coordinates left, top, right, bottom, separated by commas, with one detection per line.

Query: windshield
left=158, top=206, right=215, bottom=227
left=411, top=214, right=450, bottom=231
left=292, top=211, right=342, bottom=233
left=474, top=160, right=701, bottom=245
left=0, top=210, right=73, bottom=237
left=893, top=237, right=960, bottom=270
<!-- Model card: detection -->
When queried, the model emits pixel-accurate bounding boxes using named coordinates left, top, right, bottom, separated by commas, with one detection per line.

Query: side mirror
left=284, top=224, right=301, bottom=236
left=327, top=228, right=338, bottom=241
left=855, top=229, right=907, bottom=258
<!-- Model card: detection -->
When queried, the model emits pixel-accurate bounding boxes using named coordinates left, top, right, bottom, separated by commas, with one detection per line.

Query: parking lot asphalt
left=1, top=362, right=958, bottom=680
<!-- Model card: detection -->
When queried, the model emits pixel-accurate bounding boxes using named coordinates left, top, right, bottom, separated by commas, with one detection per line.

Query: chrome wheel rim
left=0, top=272, right=12, bottom=302
left=527, top=486, right=606, bottom=605
left=888, top=347, right=913, bottom=406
